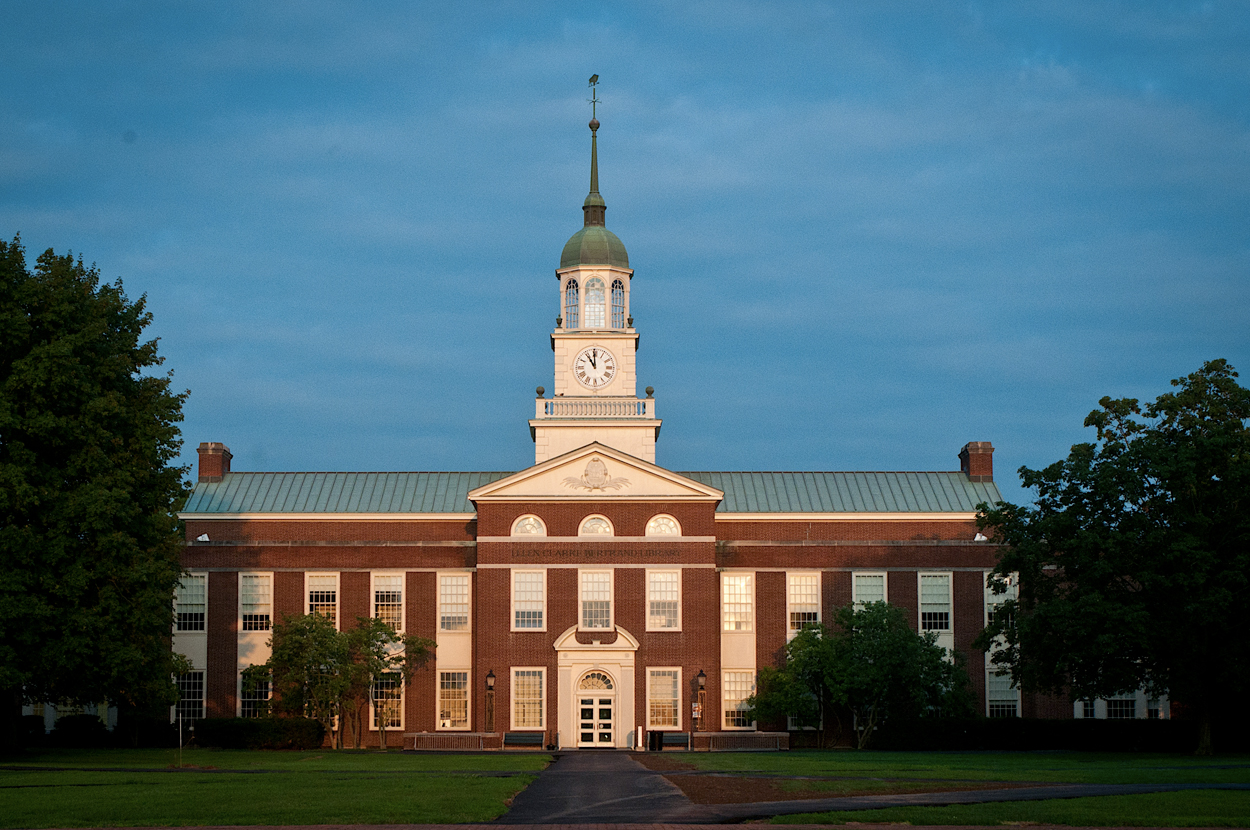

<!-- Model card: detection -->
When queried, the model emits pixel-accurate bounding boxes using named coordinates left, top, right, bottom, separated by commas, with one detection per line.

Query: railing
left=405, top=732, right=493, bottom=750
left=699, top=731, right=789, bottom=751
left=536, top=397, right=655, bottom=418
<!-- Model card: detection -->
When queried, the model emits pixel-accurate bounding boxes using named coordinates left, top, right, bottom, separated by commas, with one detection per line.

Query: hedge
left=193, top=717, right=326, bottom=750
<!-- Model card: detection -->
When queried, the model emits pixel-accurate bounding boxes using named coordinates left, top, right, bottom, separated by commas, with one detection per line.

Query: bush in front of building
left=47, top=714, right=111, bottom=748
left=872, top=717, right=1250, bottom=753
left=194, top=717, right=326, bottom=750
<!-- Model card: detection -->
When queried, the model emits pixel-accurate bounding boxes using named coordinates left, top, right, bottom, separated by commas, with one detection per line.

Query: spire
left=583, top=76, right=606, bottom=227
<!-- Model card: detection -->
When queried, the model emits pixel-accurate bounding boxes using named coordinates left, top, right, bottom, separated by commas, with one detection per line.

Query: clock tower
left=529, top=114, right=661, bottom=463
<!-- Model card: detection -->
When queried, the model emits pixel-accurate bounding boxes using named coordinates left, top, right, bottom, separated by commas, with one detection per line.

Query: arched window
left=611, top=279, right=626, bottom=328
left=584, top=278, right=606, bottom=327
left=579, top=671, right=614, bottom=690
left=645, top=515, right=681, bottom=536
left=511, top=515, right=546, bottom=536
left=579, top=515, right=613, bottom=536
left=564, top=279, right=579, bottom=328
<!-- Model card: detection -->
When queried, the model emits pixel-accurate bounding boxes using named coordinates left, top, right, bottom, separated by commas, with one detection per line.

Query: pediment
left=467, top=442, right=723, bottom=503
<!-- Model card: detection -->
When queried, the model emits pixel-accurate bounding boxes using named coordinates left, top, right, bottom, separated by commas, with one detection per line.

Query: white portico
left=552, top=625, right=640, bottom=749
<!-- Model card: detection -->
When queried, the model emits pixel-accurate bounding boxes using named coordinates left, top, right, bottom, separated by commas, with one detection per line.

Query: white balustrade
left=535, top=397, right=655, bottom=418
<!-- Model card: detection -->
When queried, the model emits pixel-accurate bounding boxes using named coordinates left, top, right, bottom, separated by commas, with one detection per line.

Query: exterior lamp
left=486, top=669, right=496, bottom=690
left=696, top=669, right=706, bottom=689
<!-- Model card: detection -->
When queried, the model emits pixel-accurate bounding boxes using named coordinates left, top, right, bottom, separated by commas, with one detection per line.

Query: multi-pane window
left=647, top=571, right=680, bottom=630
left=175, top=671, right=204, bottom=721
left=307, top=574, right=338, bottom=625
left=788, top=573, right=820, bottom=632
left=723, top=671, right=755, bottom=728
left=440, top=574, right=469, bottom=631
left=438, top=672, right=469, bottom=729
left=611, top=279, right=626, bottom=328
left=584, top=277, right=606, bottom=327
left=581, top=571, right=612, bottom=629
left=645, top=515, right=680, bottom=536
left=1148, top=699, right=1162, bottom=720
left=648, top=669, right=680, bottom=728
left=1082, top=699, right=1096, bottom=719
left=513, top=571, right=545, bottom=630
left=563, top=279, right=579, bottom=328
left=853, top=572, right=885, bottom=606
left=985, top=572, right=1018, bottom=627
left=512, top=515, right=545, bottom=536
left=920, top=574, right=951, bottom=631
left=722, top=573, right=753, bottom=631
left=240, top=574, right=271, bottom=631
left=372, top=674, right=402, bottom=729
left=374, top=574, right=404, bottom=630
left=513, top=670, right=544, bottom=729
left=176, top=574, right=206, bottom=632
left=1106, top=698, right=1137, bottom=719
left=241, top=674, right=271, bottom=718
left=987, top=672, right=1019, bottom=718
left=579, top=516, right=612, bottom=536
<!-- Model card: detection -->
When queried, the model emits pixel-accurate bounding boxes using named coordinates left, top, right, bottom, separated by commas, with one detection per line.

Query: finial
left=583, top=75, right=606, bottom=227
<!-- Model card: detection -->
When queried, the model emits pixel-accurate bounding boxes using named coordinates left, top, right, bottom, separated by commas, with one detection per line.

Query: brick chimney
left=197, top=442, right=233, bottom=482
left=958, top=441, right=994, bottom=482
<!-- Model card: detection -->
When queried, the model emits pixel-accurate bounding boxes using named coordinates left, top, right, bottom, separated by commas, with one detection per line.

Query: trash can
left=648, top=730, right=662, bottom=751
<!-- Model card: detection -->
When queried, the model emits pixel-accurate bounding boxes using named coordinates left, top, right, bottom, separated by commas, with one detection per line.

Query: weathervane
left=588, top=74, right=600, bottom=120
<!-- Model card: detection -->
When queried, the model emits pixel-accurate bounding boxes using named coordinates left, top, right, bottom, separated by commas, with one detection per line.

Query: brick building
left=174, top=116, right=1068, bottom=749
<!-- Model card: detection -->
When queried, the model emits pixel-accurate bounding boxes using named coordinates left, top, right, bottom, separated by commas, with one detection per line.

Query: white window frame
left=985, top=670, right=1020, bottom=718
left=238, top=671, right=272, bottom=718
left=305, top=572, right=340, bottom=630
left=918, top=572, right=953, bottom=632
left=175, top=572, right=207, bottom=633
left=510, top=667, right=546, bottom=731
left=646, top=569, right=682, bottom=631
left=174, top=670, right=205, bottom=722
left=578, top=569, right=614, bottom=631
left=438, top=572, right=471, bottom=633
left=578, top=514, right=615, bottom=537
left=647, top=667, right=682, bottom=730
left=852, top=571, right=888, bottom=607
left=511, top=570, right=547, bottom=632
left=371, top=571, right=405, bottom=632
left=644, top=514, right=682, bottom=537
left=437, top=670, right=470, bottom=731
left=722, top=670, right=756, bottom=730
left=239, top=572, right=273, bottom=633
left=721, top=572, right=754, bottom=632
left=511, top=514, right=547, bottom=536
left=786, top=571, right=821, bottom=638
left=370, top=673, right=404, bottom=731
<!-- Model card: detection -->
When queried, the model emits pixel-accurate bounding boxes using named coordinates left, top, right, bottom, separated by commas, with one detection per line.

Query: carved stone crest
left=563, top=456, right=630, bottom=492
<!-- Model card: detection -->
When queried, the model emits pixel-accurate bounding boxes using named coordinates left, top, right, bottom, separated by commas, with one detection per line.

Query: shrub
left=194, top=717, right=326, bottom=750
left=48, top=714, right=110, bottom=748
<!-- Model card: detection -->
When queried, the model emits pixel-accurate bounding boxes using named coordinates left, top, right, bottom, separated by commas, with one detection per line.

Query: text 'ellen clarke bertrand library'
left=164, top=104, right=1165, bottom=751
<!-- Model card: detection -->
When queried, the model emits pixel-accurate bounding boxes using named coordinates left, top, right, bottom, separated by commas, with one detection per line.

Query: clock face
left=573, top=345, right=617, bottom=390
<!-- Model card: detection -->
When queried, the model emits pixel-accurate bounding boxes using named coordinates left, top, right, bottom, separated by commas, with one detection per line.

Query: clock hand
left=588, top=350, right=597, bottom=369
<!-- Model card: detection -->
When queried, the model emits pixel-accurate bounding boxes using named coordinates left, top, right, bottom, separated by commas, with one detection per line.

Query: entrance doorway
left=577, top=671, right=614, bottom=747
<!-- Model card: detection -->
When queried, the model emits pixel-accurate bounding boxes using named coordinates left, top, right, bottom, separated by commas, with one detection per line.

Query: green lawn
left=0, top=748, right=549, bottom=827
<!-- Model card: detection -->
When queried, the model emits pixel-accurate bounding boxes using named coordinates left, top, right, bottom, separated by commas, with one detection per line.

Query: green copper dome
left=560, top=225, right=629, bottom=269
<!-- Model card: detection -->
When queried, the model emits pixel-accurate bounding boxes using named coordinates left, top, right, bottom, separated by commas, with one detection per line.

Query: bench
left=503, top=732, right=545, bottom=749
left=659, top=731, right=691, bottom=750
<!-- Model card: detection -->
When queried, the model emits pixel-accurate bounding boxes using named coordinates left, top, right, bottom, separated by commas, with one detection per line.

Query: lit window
left=579, top=515, right=613, bottom=536
left=372, top=674, right=403, bottom=729
left=788, top=573, right=820, bottom=632
left=649, top=669, right=680, bottom=728
left=584, top=278, right=606, bottom=327
left=374, top=574, right=403, bottom=630
left=240, top=574, right=271, bottom=631
left=987, top=672, right=1019, bottom=718
left=307, top=574, right=338, bottom=626
left=647, top=570, right=680, bottom=630
left=438, top=672, right=468, bottom=729
left=175, top=672, right=204, bottom=722
left=722, top=573, right=753, bottom=632
left=611, top=279, right=626, bottom=327
left=723, top=671, right=755, bottom=729
left=580, top=571, right=612, bottom=630
left=852, top=572, right=885, bottom=606
left=175, top=574, right=206, bottom=632
left=645, top=515, right=680, bottom=536
left=440, top=574, right=469, bottom=632
left=241, top=674, right=271, bottom=718
left=513, top=669, right=544, bottom=729
left=564, top=279, right=579, bottom=328
left=1106, top=698, right=1136, bottom=719
left=513, top=571, right=545, bottom=630
left=512, top=515, right=546, bottom=536
left=920, top=574, right=951, bottom=631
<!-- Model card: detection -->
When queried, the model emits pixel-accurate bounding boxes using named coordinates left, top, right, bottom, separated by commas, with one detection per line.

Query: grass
left=0, top=747, right=549, bottom=827
left=771, top=789, right=1250, bottom=826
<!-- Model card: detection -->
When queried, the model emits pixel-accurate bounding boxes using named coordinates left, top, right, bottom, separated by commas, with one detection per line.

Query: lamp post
left=485, top=670, right=496, bottom=734
left=695, top=669, right=706, bottom=734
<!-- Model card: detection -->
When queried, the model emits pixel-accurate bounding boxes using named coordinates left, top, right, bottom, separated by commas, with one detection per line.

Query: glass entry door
left=579, top=696, right=614, bottom=746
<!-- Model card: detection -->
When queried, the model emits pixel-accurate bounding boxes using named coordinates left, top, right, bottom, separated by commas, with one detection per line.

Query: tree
left=976, top=360, right=1250, bottom=754
left=749, top=603, right=973, bottom=749
left=248, top=613, right=433, bottom=749
left=0, top=236, right=189, bottom=739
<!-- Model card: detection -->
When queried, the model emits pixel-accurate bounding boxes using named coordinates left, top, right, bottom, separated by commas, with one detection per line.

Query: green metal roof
left=182, top=472, right=512, bottom=514
left=680, top=472, right=1002, bottom=513
left=560, top=226, right=630, bottom=269
left=182, top=470, right=1000, bottom=515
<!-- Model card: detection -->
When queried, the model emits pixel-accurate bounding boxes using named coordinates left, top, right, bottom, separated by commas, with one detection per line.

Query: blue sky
left=3, top=2, right=1247, bottom=505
